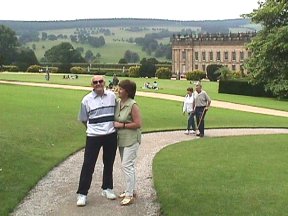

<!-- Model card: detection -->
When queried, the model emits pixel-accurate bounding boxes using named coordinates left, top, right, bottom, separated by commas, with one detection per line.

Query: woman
left=114, top=79, right=142, bottom=206
left=182, top=87, right=196, bottom=135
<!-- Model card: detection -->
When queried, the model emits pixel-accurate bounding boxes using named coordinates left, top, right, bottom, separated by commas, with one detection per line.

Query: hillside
left=0, top=18, right=260, bottom=64
left=0, top=18, right=259, bottom=33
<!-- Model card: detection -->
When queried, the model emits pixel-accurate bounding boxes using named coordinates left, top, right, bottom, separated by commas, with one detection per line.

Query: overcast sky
left=1, top=0, right=259, bottom=21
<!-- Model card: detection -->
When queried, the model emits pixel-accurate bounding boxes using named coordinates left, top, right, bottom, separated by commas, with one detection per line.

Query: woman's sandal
left=119, top=191, right=137, bottom=198
left=120, top=196, right=134, bottom=206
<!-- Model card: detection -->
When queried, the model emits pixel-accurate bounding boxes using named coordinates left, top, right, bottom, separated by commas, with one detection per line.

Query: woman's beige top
left=115, top=98, right=141, bottom=147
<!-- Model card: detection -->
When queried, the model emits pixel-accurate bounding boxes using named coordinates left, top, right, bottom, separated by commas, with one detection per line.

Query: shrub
left=50, top=67, right=58, bottom=73
left=186, top=70, right=206, bottom=81
left=155, top=67, right=172, bottom=79
left=1, top=65, right=19, bottom=72
left=207, top=64, right=222, bottom=81
left=217, top=66, right=233, bottom=80
left=128, top=66, right=140, bottom=77
left=26, top=65, right=42, bottom=72
left=218, top=79, right=273, bottom=97
left=70, top=66, right=86, bottom=74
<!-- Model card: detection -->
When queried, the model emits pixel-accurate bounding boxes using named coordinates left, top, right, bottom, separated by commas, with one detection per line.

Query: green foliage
left=155, top=67, right=172, bottom=79
left=218, top=79, right=273, bottom=97
left=118, top=58, right=128, bottom=64
left=44, top=42, right=85, bottom=72
left=70, top=66, right=86, bottom=74
left=14, top=47, right=39, bottom=71
left=50, top=67, right=59, bottom=73
left=206, top=64, right=222, bottom=81
left=217, top=66, right=233, bottom=80
left=26, top=65, right=42, bottom=72
left=1, top=65, right=19, bottom=72
left=244, top=0, right=288, bottom=98
left=128, top=66, right=140, bottom=77
left=0, top=25, right=18, bottom=66
left=124, top=50, right=140, bottom=63
left=186, top=70, right=206, bottom=81
left=139, top=58, right=158, bottom=78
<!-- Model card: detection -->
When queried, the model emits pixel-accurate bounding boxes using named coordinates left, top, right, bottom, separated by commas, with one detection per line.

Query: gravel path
left=2, top=80, right=287, bottom=215
left=11, top=129, right=288, bottom=216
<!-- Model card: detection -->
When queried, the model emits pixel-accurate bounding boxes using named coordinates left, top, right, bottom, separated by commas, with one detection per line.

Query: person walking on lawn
left=183, top=87, right=196, bottom=135
left=194, top=82, right=211, bottom=137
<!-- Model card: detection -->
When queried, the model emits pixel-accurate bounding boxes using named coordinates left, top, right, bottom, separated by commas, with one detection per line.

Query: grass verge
left=153, top=134, right=288, bottom=216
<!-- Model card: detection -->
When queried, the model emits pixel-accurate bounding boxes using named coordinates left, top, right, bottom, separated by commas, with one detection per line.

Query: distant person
left=194, top=83, right=211, bottom=137
left=114, top=79, right=142, bottom=206
left=45, top=68, right=50, bottom=81
left=182, top=87, right=196, bottom=135
left=112, top=74, right=119, bottom=87
left=152, top=81, right=158, bottom=90
left=76, top=75, right=117, bottom=207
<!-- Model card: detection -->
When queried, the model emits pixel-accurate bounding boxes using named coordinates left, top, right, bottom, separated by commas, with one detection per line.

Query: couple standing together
left=183, top=83, right=211, bottom=137
left=76, top=75, right=141, bottom=207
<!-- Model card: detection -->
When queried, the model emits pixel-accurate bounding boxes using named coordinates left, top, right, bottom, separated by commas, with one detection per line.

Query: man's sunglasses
left=92, top=80, right=104, bottom=84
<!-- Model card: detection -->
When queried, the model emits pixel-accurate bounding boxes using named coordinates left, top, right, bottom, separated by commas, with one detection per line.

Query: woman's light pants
left=119, top=142, right=140, bottom=197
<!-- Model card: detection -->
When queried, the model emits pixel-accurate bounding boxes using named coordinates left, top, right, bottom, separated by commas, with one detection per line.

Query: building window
left=240, top=51, right=244, bottom=61
left=182, top=51, right=186, bottom=60
left=202, top=64, right=206, bottom=72
left=224, top=51, right=228, bottom=61
left=216, top=51, right=221, bottom=61
left=202, top=51, right=206, bottom=61
left=195, top=52, right=199, bottom=61
left=232, top=64, right=236, bottom=71
left=209, top=51, right=213, bottom=61
left=232, top=51, right=236, bottom=61
left=195, top=64, right=199, bottom=70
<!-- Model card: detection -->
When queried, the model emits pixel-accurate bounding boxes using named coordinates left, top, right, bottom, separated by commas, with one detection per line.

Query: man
left=193, top=82, right=211, bottom=137
left=76, top=75, right=117, bottom=206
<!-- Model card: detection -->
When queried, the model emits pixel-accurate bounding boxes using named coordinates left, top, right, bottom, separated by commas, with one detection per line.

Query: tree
left=139, top=58, right=157, bottom=78
left=44, top=42, right=85, bottom=72
left=206, top=64, right=222, bottom=81
left=14, top=47, right=39, bottom=71
left=124, top=50, right=140, bottom=63
left=0, top=25, right=18, bottom=67
left=85, top=50, right=95, bottom=63
left=244, top=0, right=288, bottom=98
left=217, top=66, right=232, bottom=80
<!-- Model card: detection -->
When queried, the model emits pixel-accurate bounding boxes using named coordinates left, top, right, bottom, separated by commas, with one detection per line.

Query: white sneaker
left=77, top=194, right=87, bottom=206
left=190, top=130, right=196, bottom=134
left=102, top=189, right=117, bottom=200
left=184, top=130, right=190, bottom=135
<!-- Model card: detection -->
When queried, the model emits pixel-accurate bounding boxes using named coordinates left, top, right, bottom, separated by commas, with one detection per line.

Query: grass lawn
left=1, top=72, right=288, bottom=112
left=153, top=134, right=288, bottom=216
left=0, top=83, right=287, bottom=215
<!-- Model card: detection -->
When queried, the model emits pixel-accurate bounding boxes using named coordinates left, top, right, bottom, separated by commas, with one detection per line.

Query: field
left=1, top=72, right=288, bottom=112
left=154, top=134, right=288, bottom=216
left=26, top=25, right=193, bottom=63
left=0, top=74, right=287, bottom=215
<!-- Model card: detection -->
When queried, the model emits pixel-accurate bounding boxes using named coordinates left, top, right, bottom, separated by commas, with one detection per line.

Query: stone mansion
left=171, top=32, right=257, bottom=76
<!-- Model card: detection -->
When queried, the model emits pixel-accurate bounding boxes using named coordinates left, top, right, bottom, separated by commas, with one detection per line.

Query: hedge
left=218, top=79, right=273, bottom=97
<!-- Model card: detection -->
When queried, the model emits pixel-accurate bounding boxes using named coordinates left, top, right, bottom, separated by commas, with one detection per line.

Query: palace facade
left=171, top=32, right=256, bottom=76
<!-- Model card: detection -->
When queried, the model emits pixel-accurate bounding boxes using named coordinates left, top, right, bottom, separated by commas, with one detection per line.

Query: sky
left=1, top=0, right=260, bottom=21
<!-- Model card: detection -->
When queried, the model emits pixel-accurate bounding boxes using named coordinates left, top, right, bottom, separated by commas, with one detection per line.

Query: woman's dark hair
left=119, top=79, right=137, bottom=99
left=187, top=87, right=193, bottom=92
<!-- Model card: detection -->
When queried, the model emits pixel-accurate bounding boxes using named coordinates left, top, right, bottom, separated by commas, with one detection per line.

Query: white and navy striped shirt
left=78, top=90, right=116, bottom=136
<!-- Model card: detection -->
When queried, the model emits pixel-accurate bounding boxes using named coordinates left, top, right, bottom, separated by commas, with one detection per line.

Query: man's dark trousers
left=77, top=132, right=117, bottom=195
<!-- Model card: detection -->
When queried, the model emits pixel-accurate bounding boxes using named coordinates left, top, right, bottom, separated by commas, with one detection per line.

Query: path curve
left=2, top=80, right=288, bottom=215
left=11, top=129, right=288, bottom=216
left=1, top=80, right=287, bottom=118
